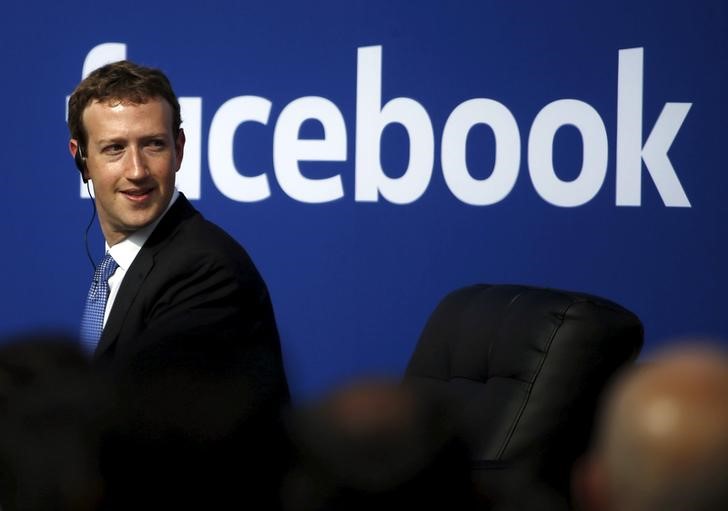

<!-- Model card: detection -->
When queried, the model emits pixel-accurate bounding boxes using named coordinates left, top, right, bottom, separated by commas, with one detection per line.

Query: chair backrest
left=404, top=284, right=643, bottom=509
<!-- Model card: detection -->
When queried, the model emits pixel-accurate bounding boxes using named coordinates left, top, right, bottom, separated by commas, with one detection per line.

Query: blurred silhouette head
left=573, top=341, right=728, bottom=511
left=0, top=333, right=112, bottom=511
left=281, top=377, right=477, bottom=511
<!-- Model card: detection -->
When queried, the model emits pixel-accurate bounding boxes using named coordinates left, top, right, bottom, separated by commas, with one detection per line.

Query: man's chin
left=115, top=211, right=165, bottom=236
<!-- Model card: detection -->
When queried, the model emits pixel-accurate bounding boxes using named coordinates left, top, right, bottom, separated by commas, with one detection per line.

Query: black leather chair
left=404, top=284, right=643, bottom=511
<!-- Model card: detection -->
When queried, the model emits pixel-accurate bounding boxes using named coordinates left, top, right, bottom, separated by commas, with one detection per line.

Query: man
left=572, top=343, right=728, bottom=511
left=67, top=61, right=290, bottom=506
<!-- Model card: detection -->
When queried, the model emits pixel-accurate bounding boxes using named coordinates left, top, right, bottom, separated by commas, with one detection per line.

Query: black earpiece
left=79, top=146, right=96, bottom=272
left=75, top=145, right=88, bottom=183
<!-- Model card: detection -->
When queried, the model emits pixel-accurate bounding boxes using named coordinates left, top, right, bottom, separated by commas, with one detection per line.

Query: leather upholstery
left=404, top=284, right=643, bottom=509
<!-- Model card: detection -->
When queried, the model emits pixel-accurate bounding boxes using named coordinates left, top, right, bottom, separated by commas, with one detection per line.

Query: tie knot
left=96, top=253, right=119, bottom=281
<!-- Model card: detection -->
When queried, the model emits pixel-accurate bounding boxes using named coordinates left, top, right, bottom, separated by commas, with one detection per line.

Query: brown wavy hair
left=67, top=60, right=181, bottom=150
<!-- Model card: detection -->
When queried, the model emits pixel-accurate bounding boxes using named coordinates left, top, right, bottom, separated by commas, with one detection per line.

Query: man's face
left=70, top=97, right=184, bottom=246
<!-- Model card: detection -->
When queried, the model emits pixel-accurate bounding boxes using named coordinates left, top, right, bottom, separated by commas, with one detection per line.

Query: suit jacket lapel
left=94, top=194, right=197, bottom=358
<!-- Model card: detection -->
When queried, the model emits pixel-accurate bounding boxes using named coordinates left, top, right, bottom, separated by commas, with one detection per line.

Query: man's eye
left=149, top=139, right=166, bottom=149
left=103, top=144, right=124, bottom=154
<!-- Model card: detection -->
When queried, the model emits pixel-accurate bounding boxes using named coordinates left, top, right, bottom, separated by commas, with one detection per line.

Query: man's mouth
left=121, top=188, right=154, bottom=201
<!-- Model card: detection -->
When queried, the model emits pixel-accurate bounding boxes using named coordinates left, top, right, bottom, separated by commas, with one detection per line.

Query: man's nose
left=125, top=147, right=149, bottom=180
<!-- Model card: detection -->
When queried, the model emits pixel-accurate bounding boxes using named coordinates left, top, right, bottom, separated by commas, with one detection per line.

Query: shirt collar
left=107, top=189, right=180, bottom=271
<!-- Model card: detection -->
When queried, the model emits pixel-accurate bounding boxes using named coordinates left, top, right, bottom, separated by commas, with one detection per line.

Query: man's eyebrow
left=95, top=137, right=126, bottom=146
left=95, top=133, right=169, bottom=145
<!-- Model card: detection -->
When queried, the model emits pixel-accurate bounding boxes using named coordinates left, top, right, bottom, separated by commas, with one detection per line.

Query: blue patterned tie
left=80, top=252, right=118, bottom=354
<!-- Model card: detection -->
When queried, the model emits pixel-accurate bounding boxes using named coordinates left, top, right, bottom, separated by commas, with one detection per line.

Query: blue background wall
left=1, top=0, right=725, bottom=400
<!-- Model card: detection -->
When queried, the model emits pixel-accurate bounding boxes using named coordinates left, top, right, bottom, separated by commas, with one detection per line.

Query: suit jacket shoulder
left=96, top=195, right=289, bottom=405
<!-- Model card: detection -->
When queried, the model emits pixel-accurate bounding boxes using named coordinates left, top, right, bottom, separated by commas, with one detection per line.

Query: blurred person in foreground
left=572, top=341, right=728, bottom=511
left=281, top=377, right=482, bottom=511
left=0, top=334, right=113, bottom=511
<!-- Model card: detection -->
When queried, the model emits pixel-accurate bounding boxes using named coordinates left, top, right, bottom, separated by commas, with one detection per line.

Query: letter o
left=528, top=99, right=608, bottom=207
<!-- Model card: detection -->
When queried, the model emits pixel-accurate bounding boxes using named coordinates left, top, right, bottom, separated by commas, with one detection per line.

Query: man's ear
left=174, top=128, right=186, bottom=172
left=69, top=139, right=89, bottom=183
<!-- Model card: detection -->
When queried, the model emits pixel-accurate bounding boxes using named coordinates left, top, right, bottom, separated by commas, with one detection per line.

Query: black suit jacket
left=96, top=194, right=291, bottom=508
left=96, top=193, right=289, bottom=401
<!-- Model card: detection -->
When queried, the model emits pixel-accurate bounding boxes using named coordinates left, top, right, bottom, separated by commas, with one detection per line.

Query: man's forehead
left=84, top=96, right=168, bottom=113
left=81, top=97, right=173, bottom=133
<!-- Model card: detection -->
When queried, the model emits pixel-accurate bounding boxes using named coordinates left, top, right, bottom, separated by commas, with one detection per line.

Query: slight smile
left=121, top=188, right=155, bottom=202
